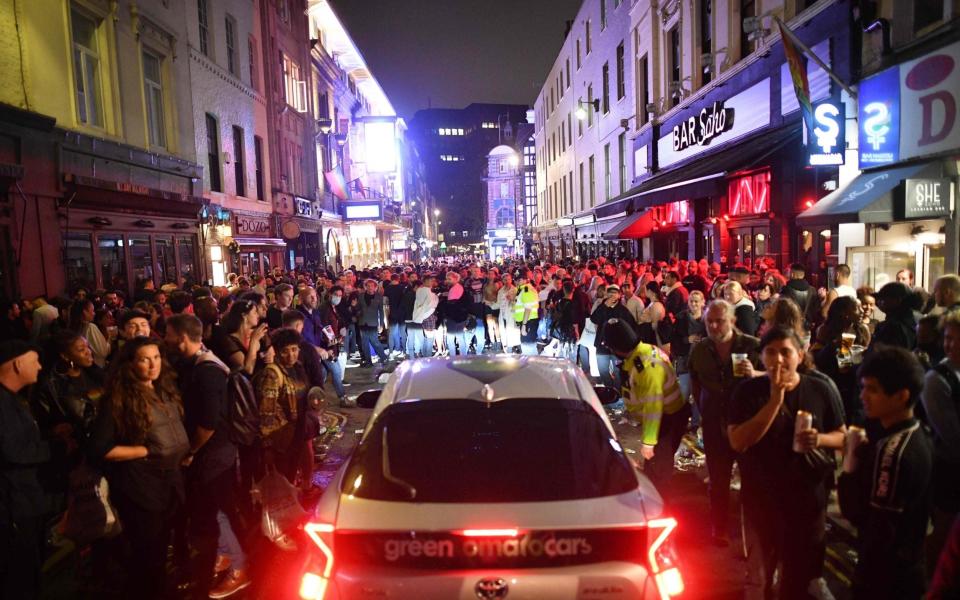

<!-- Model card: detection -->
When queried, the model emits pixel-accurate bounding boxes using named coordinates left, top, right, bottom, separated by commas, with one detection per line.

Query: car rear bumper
left=326, top=562, right=660, bottom=600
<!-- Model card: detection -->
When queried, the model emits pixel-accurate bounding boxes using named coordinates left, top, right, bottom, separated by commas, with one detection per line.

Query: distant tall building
left=408, top=104, right=528, bottom=247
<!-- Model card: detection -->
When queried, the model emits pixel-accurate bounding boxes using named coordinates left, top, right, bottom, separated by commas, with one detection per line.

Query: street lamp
left=575, top=99, right=600, bottom=121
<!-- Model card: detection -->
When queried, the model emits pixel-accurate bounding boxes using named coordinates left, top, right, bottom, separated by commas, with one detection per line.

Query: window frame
left=205, top=113, right=222, bottom=193
left=197, top=0, right=210, bottom=56
left=232, top=125, right=246, bottom=197
left=225, top=14, right=239, bottom=76
left=142, top=49, right=166, bottom=148
left=70, top=7, right=105, bottom=128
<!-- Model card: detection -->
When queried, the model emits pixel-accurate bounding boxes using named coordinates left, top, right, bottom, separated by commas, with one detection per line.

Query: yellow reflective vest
left=620, top=342, right=684, bottom=446
left=513, top=283, right=539, bottom=322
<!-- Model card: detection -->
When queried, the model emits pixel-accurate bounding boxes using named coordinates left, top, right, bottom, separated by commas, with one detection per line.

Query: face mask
left=331, top=296, right=342, bottom=306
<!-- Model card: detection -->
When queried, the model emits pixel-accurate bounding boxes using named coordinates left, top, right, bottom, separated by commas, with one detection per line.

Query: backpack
left=196, top=350, right=261, bottom=446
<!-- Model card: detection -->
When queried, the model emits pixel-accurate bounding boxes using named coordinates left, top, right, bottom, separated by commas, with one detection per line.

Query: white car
left=298, top=355, right=684, bottom=600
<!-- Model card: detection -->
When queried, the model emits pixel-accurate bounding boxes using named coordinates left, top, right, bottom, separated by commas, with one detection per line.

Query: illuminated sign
left=728, top=171, right=771, bottom=216
left=344, top=203, right=382, bottom=221
left=859, top=40, right=960, bottom=168
left=808, top=100, right=845, bottom=166
left=235, top=215, right=272, bottom=236
left=904, top=178, right=952, bottom=219
left=573, top=214, right=596, bottom=226
left=859, top=67, right=900, bottom=167
left=364, top=119, right=397, bottom=173
left=672, top=101, right=734, bottom=152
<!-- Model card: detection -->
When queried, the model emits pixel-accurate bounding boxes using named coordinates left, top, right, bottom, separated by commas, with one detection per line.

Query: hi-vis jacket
left=621, top=342, right=684, bottom=446
left=513, top=283, right=539, bottom=322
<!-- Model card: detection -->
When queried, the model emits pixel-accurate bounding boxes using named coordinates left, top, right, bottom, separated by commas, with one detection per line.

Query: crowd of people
left=1, top=255, right=960, bottom=599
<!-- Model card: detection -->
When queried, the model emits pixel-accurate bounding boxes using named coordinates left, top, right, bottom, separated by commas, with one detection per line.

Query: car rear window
left=343, top=398, right=637, bottom=503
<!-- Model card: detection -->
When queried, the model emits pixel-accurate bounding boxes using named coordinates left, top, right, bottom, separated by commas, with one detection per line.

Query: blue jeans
left=467, top=315, right=486, bottom=353
left=322, top=358, right=345, bottom=397
left=217, top=510, right=245, bottom=571
left=345, top=326, right=358, bottom=355
left=360, top=327, right=388, bottom=363
left=445, top=320, right=468, bottom=355
left=596, top=353, right=620, bottom=392
left=406, top=324, right=434, bottom=357
left=388, top=322, right=406, bottom=353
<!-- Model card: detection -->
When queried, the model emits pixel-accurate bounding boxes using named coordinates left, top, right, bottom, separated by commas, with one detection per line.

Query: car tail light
left=301, top=522, right=335, bottom=600
left=458, top=528, right=520, bottom=538
left=647, top=517, right=684, bottom=599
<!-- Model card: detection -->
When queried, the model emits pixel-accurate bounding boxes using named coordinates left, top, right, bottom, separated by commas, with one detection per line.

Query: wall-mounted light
left=134, top=219, right=155, bottom=228
left=88, top=217, right=112, bottom=226
left=316, top=117, right=333, bottom=135
left=575, top=99, right=601, bottom=121
left=171, top=222, right=191, bottom=229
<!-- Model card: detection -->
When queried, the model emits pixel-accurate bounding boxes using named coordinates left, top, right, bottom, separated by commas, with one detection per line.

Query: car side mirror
left=593, top=385, right=620, bottom=405
left=356, top=389, right=382, bottom=409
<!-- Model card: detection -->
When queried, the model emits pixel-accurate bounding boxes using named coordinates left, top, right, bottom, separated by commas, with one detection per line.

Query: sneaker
left=339, top=395, right=356, bottom=408
left=213, top=554, right=231, bottom=577
left=208, top=569, right=251, bottom=599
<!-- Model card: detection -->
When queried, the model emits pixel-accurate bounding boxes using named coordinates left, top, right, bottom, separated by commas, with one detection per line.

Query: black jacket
left=1, top=385, right=62, bottom=523
left=781, top=279, right=817, bottom=321
left=590, top=302, right=637, bottom=355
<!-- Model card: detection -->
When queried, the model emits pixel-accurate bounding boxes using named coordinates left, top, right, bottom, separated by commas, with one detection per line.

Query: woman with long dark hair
left=34, top=331, right=105, bottom=441
left=69, top=299, right=110, bottom=368
left=638, top=280, right=669, bottom=349
left=88, top=337, right=188, bottom=598
left=215, top=298, right=269, bottom=375
left=728, top=326, right=845, bottom=599
left=813, top=296, right=870, bottom=425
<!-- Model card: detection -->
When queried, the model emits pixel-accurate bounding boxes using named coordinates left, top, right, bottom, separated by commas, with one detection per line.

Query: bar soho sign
left=904, top=178, right=952, bottom=219
left=672, top=101, right=734, bottom=152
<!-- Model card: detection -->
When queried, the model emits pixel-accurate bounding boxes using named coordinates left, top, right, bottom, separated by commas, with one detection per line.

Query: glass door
left=847, top=245, right=917, bottom=292
left=924, top=244, right=946, bottom=291
left=155, top=236, right=177, bottom=285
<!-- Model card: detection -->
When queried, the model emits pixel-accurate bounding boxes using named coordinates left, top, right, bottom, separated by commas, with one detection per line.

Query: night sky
left=329, top=0, right=584, bottom=120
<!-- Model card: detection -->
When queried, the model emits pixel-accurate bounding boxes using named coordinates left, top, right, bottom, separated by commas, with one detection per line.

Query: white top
left=834, top=284, right=857, bottom=300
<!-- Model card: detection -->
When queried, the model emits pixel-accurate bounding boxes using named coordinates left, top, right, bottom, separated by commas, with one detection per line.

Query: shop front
left=799, top=38, right=960, bottom=292
left=591, top=1, right=854, bottom=268
left=61, top=174, right=203, bottom=295
left=231, top=212, right=285, bottom=276
left=289, top=196, right=323, bottom=270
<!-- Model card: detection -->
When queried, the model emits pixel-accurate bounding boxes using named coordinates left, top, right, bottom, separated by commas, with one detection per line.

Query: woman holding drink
left=727, top=326, right=846, bottom=599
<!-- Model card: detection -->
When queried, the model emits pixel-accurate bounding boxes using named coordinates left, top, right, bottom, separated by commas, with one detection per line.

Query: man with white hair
left=688, top=299, right=761, bottom=546
left=722, top=280, right=758, bottom=336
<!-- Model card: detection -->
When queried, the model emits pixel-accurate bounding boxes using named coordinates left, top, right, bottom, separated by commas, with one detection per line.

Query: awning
left=596, top=125, right=801, bottom=218
left=603, top=211, right=654, bottom=240
left=235, top=237, right=287, bottom=247
left=797, top=162, right=936, bottom=224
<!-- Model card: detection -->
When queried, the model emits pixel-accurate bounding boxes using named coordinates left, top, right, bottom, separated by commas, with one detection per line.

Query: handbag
left=58, top=462, right=122, bottom=545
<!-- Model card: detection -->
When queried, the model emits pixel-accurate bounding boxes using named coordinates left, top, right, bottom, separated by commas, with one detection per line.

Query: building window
left=524, top=142, right=534, bottom=167
left=225, top=15, right=238, bottom=76
left=205, top=113, right=221, bottom=192
left=495, top=207, right=515, bottom=228
left=700, top=0, right=713, bottom=85
left=71, top=9, right=104, bottom=127
left=638, top=54, right=649, bottom=126
left=278, top=0, right=290, bottom=24
left=567, top=113, right=572, bottom=147
left=282, top=54, right=306, bottom=111
left=669, top=26, right=682, bottom=107
left=568, top=171, right=574, bottom=215
left=604, top=143, right=611, bottom=201
left=740, top=0, right=755, bottom=59
left=565, top=58, right=571, bottom=89
left=142, top=51, right=165, bottom=147
left=618, top=132, right=626, bottom=193
left=600, top=0, right=607, bottom=30
left=579, top=162, right=585, bottom=211
left=248, top=37, right=258, bottom=90
left=616, top=42, right=625, bottom=100
left=576, top=38, right=582, bottom=69
left=915, top=0, right=946, bottom=32
left=481, top=121, right=497, bottom=129
left=197, top=0, right=210, bottom=56
left=586, top=20, right=591, bottom=54
left=588, top=155, right=596, bottom=207
left=601, top=62, right=610, bottom=113
left=232, top=126, right=246, bottom=197
left=254, top=135, right=265, bottom=200
left=587, top=84, right=594, bottom=127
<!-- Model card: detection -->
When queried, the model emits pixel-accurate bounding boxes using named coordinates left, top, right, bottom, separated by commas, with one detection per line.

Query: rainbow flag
left=779, top=20, right=815, bottom=139
left=325, top=167, right=348, bottom=200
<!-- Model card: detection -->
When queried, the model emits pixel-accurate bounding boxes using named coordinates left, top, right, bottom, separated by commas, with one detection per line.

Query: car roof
left=365, top=355, right=609, bottom=428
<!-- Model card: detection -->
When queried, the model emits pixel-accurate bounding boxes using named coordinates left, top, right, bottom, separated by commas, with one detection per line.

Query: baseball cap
left=0, top=340, right=39, bottom=366
left=606, top=284, right=621, bottom=293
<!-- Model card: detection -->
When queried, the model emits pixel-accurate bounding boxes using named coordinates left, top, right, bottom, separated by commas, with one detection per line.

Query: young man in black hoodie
left=840, top=347, right=932, bottom=600
left=589, top=284, right=638, bottom=391
left=780, top=263, right=819, bottom=329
